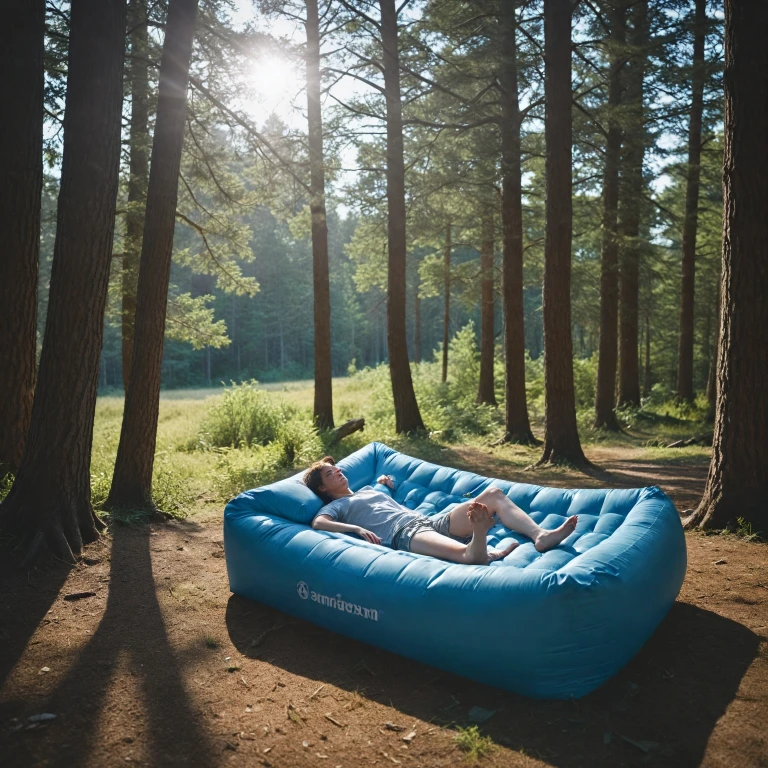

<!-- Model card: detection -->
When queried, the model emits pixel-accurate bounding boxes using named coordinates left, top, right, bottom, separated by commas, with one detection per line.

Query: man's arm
left=312, top=513, right=382, bottom=544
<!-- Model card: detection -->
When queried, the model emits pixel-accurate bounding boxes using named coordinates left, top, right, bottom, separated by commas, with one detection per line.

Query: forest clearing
left=1, top=384, right=766, bottom=768
left=2, top=0, right=767, bottom=766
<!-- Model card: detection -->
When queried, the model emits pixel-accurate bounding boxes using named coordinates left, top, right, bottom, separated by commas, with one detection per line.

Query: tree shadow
left=3, top=524, right=216, bottom=768
left=0, top=546, right=72, bottom=695
left=226, top=597, right=759, bottom=767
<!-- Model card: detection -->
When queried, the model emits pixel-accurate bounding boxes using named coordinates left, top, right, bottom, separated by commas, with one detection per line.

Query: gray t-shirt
left=313, top=486, right=425, bottom=546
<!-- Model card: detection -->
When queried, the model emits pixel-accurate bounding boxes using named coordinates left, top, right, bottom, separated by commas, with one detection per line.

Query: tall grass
left=2, top=322, right=713, bottom=521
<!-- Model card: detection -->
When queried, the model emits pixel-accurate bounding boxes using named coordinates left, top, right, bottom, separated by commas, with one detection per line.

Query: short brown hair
left=303, top=456, right=336, bottom=504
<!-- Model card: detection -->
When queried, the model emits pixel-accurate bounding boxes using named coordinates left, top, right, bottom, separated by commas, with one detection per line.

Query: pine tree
left=685, top=0, right=768, bottom=532
left=0, top=0, right=45, bottom=471
left=108, top=0, right=199, bottom=510
left=537, top=0, right=588, bottom=467
left=0, top=0, right=127, bottom=561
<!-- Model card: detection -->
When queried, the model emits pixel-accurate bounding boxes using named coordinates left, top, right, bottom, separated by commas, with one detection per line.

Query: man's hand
left=377, top=474, right=395, bottom=489
left=356, top=527, right=382, bottom=544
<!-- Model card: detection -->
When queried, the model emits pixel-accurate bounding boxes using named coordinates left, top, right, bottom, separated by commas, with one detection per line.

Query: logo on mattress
left=297, top=581, right=379, bottom=622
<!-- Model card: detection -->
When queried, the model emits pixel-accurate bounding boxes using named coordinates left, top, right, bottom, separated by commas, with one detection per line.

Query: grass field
left=87, top=376, right=713, bottom=522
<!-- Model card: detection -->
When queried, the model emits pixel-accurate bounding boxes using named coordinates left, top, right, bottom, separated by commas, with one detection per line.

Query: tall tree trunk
left=306, top=0, right=334, bottom=429
left=477, top=213, right=497, bottom=405
left=442, top=221, right=451, bottom=384
left=0, top=0, right=127, bottom=561
left=107, top=0, right=198, bottom=510
left=686, top=0, right=768, bottom=532
left=643, top=310, right=652, bottom=398
left=413, top=277, right=421, bottom=363
left=617, top=0, right=648, bottom=408
left=675, top=0, right=707, bottom=403
left=594, top=2, right=625, bottom=430
left=122, top=0, right=150, bottom=390
left=537, top=0, right=587, bottom=467
left=379, top=0, right=425, bottom=433
left=499, top=0, right=535, bottom=444
left=0, top=0, right=44, bottom=472
left=705, top=285, right=719, bottom=420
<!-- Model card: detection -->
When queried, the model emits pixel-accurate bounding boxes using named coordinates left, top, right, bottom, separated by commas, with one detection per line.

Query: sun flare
left=247, top=54, right=301, bottom=112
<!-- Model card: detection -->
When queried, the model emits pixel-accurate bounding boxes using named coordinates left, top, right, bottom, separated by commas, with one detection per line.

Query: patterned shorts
left=391, top=512, right=472, bottom=552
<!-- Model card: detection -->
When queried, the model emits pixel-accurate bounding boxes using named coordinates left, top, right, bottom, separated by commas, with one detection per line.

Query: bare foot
left=534, top=516, right=578, bottom=552
left=463, top=503, right=497, bottom=565
left=467, top=502, right=495, bottom=534
left=488, top=542, right=519, bottom=563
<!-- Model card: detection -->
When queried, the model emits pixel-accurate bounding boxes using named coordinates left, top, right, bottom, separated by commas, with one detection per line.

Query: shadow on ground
left=226, top=596, right=760, bottom=768
left=0, top=548, right=71, bottom=695
left=2, top=525, right=216, bottom=768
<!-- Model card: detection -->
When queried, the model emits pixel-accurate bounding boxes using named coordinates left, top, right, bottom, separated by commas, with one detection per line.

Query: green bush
left=199, top=380, right=295, bottom=448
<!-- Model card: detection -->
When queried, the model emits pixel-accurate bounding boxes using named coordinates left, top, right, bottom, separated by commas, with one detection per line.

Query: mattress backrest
left=223, top=441, right=649, bottom=527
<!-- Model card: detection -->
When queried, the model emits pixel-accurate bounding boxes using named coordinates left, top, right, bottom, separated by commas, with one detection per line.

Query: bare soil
left=1, top=451, right=766, bottom=768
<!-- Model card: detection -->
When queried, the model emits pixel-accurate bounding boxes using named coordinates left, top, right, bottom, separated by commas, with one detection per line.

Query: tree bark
left=477, top=213, right=497, bottom=405
left=122, top=0, right=150, bottom=390
left=0, top=0, right=44, bottom=472
left=306, top=0, right=334, bottom=429
left=379, top=0, right=425, bottom=433
left=537, top=0, right=587, bottom=467
left=0, top=0, right=127, bottom=561
left=442, top=221, right=451, bottom=384
left=643, top=309, right=652, bottom=398
left=686, top=0, right=768, bottom=532
left=498, top=0, right=535, bottom=444
left=594, top=2, right=625, bottom=430
left=675, top=0, right=707, bottom=403
left=617, top=0, right=648, bottom=409
left=413, top=276, right=421, bottom=363
left=107, top=0, right=198, bottom=510
left=705, top=285, right=719, bottom=419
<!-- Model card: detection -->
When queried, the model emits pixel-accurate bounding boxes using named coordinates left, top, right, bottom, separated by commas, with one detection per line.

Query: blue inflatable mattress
left=224, top=441, right=686, bottom=699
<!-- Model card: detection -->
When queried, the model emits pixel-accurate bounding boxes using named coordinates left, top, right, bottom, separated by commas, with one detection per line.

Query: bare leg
left=410, top=505, right=517, bottom=565
left=447, top=487, right=578, bottom=552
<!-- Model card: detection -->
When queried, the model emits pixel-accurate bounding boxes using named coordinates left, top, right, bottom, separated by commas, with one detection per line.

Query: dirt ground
left=1, top=451, right=766, bottom=768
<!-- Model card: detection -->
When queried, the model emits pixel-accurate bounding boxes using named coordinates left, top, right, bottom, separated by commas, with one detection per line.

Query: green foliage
left=165, top=293, right=231, bottom=350
left=733, top=517, right=764, bottom=543
left=343, top=323, right=502, bottom=441
left=454, top=725, right=495, bottom=761
left=199, top=381, right=296, bottom=448
left=198, top=381, right=323, bottom=498
left=0, top=471, right=14, bottom=503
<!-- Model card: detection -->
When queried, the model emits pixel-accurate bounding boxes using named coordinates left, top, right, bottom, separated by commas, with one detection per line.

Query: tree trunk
left=617, top=0, right=648, bottom=409
left=675, top=0, right=707, bottom=403
left=477, top=213, right=497, bottom=405
left=594, top=2, right=625, bottom=430
left=107, top=0, right=198, bottom=510
left=122, top=0, right=150, bottom=390
left=379, top=0, right=425, bottom=433
left=643, top=309, right=652, bottom=398
left=686, top=0, right=768, bottom=532
left=0, top=0, right=44, bottom=472
left=306, top=0, right=334, bottom=429
left=537, top=0, right=587, bottom=467
left=413, top=277, right=421, bottom=363
left=705, top=285, right=719, bottom=419
left=442, top=221, right=451, bottom=384
left=498, top=0, right=535, bottom=444
left=0, top=0, right=127, bottom=561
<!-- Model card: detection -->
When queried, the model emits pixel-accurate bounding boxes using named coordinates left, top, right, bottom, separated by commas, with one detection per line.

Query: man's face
left=318, top=464, right=349, bottom=498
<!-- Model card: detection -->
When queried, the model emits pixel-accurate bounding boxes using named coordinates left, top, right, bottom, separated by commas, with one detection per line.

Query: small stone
left=39, top=666, right=51, bottom=674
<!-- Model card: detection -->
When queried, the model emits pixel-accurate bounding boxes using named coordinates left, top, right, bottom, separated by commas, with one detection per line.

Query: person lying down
left=303, top=456, right=578, bottom=566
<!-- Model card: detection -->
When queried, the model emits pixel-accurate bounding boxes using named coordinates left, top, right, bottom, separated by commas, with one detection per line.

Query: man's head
left=303, top=456, right=349, bottom=503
